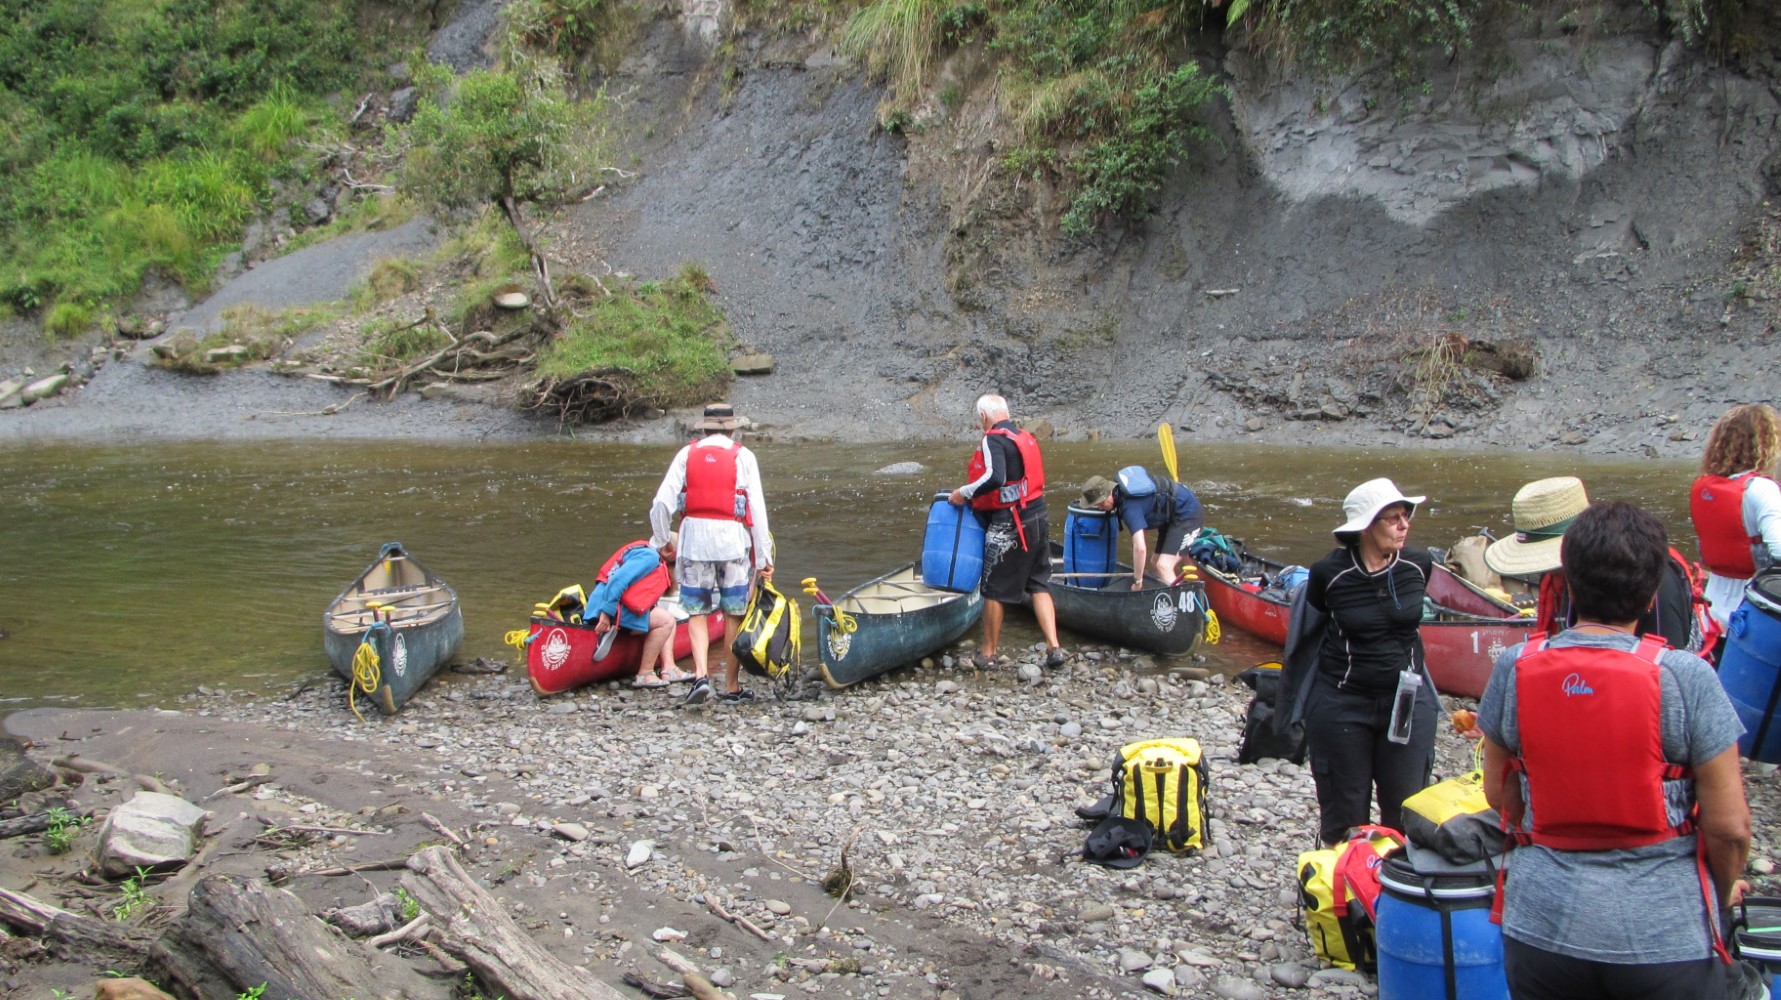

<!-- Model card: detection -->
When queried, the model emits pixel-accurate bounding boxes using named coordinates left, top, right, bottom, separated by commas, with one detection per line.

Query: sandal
left=659, top=668, right=695, bottom=683
left=632, top=675, right=669, bottom=688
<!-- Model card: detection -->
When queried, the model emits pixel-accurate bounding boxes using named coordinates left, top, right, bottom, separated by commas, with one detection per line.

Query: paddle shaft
left=1159, top=423, right=1180, bottom=483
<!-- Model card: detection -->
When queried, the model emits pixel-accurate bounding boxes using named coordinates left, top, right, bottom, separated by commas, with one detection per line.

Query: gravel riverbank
left=11, top=638, right=1776, bottom=999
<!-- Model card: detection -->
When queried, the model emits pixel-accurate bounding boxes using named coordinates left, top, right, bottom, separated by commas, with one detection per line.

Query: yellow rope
left=348, top=639, right=381, bottom=723
left=801, top=576, right=856, bottom=634
left=1203, top=608, right=1222, bottom=645
left=504, top=629, right=531, bottom=652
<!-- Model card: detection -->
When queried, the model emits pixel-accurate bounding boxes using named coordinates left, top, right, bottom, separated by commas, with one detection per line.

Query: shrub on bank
left=0, top=0, right=386, bottom=335
left=536, top=264, right=733, bottom=409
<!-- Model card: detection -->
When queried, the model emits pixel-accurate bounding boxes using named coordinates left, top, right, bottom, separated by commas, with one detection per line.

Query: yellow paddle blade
left=1158, top=423, right=1180, bottom=483
left=800, top=576, right=821, bottom=597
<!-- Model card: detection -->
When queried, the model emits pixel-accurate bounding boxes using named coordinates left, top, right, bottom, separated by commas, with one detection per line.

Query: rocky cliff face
left=581, top=4, right=1781, bottom=452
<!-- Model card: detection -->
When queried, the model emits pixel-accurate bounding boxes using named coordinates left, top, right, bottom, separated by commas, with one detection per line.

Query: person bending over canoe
left=1079, top=466, right=1204, bottom=589
left=1479, top=501, right=1753, bottom=1000
left=589, top=534, right=692, bottom=689
left=650, top=403, right=774, bottom=706
left=948, top=392, right=1068, bottom=670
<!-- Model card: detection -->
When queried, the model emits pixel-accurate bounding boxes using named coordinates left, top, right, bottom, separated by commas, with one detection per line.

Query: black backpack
left=1235, top=662, right=1306, bottom=765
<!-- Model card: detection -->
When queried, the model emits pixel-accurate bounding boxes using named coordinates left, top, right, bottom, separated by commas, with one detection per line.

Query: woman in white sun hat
left=1486, top=476, right=1715, bottom=657
left=1300, top=477, right=1440, bottom=846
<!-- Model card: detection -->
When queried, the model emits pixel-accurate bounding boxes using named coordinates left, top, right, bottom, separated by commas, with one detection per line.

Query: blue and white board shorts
left=677, top=557, right=752, bottom=616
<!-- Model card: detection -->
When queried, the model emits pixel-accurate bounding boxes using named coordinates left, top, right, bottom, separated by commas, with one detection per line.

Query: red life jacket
left=683, top=439, right=751, bottom=525
left=1506, top=634, right=1688, bottom=851
left=596, top=541, right=671, bottom=617
left=966, top=426, right=1046, bottom=512
left=1691, top=473, right=1769, bottom=579
left=1500, top=633, right=1728, bottom=961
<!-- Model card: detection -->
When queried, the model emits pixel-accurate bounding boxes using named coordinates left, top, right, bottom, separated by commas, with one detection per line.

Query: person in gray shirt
left=1478, top=501, right=1753, bottom=999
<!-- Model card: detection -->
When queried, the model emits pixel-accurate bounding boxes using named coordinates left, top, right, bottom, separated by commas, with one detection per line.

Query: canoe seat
left=844, top=593, right=954, bottom=614
left=327, top=603, right=455, bottom=631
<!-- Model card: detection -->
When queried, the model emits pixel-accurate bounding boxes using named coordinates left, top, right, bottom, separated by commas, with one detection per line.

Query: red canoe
left=1194, top=549, right=1535, bottom=700
left=524, top=601, right=726, bottom=696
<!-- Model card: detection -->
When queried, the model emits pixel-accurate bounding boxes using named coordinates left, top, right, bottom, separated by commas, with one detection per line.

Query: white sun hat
left=1333, top=478, right=1428, bottom=536
left=1483, top=477, right=1590, bottom=578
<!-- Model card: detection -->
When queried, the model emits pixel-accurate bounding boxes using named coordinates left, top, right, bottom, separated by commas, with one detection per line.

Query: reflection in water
left=0, top=438, right=1695, bottom=709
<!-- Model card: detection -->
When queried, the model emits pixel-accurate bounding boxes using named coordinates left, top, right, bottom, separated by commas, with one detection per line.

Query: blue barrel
left=1063, top=505, right=1119, bottom=589
left=1720, top=572, right=1781, bottom=764
left=1375, top=851, right=1507, bottom=1000
left=921, top=493, right=985, bottom=593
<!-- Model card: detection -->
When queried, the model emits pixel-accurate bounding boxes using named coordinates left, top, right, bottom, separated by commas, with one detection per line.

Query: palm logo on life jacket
left=596, top=541, right=671, bottom=617
left=1691, top=472, right=1770, bottom=579
left=683, top=438, right=752, bottom=526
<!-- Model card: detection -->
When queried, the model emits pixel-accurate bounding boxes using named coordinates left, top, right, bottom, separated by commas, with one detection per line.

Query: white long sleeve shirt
left=649, top=434, right=773, bottom=566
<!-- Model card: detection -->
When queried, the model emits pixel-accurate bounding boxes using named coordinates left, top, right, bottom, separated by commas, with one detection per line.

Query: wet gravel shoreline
left=174, top=636, right=1781, bottom=999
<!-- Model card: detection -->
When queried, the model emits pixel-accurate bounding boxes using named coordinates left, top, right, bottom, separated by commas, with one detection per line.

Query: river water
left=0, top=438, right=1697, bottom=711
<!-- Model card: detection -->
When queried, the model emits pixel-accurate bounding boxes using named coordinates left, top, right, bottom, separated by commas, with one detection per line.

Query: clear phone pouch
left=1387, top=667, right=1423, bottom=745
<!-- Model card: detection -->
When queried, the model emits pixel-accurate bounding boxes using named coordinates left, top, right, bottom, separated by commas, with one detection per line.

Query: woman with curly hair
left=1690, top=403, right=1781, bottom=628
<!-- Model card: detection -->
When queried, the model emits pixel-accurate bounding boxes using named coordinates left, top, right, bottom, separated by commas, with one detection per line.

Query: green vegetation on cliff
left=0, top=0, right=389, bottom=334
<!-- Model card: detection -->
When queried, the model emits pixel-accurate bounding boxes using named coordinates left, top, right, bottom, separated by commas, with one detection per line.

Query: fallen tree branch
left=421, top=812, right=466, bottom=850
left=0, top=885, right=154, bottom=959
left=367, top=912, right=431, bottom=949
left=700, top=894, right=773, bottom=942
left=203, top=776, right=275, bottom=803
left=404, top=845, right=630, bottom=1000
left=270, top=857, right=411, bottom=884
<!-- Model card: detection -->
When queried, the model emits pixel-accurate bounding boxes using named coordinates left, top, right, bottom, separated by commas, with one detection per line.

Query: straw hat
left=692, top=402, right=742, bottom=432
left=1483, top=477, right=1590, bottom=577
left=1333, top=478, right=1426, bottom=536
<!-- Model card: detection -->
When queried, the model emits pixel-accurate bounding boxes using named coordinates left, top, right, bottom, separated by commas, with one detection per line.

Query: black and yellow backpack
left=731, top=579, right=799, bottom=680
left=1110, top=738, right=1210, bottom=853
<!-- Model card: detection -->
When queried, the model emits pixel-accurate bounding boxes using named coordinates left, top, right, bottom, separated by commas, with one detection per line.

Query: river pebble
left=199, top=640, right=1781, bottom=1000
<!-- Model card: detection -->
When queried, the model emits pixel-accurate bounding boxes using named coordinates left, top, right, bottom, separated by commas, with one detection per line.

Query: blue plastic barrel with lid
left=1063, top=505, right=1119, bottom=589
left=921, top=493, right=985, bottom=593
left=1375, top=849, right=1507, bottom=1000
left=1719, top=571, right=1781, bottom=763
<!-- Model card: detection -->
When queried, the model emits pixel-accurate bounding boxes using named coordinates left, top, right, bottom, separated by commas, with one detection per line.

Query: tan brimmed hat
left=692, top=402, right=742, bottom=432
left=1333, top=478, right=1426, bottom=536
left=1483, top=477, right=1590, bottom=577
left=1080, top=475, right=1116, bottom=507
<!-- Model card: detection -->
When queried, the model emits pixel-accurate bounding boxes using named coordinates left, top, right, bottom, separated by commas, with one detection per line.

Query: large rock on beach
left=95, top=790, right=209, bottom=878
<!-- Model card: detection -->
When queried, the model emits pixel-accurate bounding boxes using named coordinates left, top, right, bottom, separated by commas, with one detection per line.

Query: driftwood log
left=0, top=885, right=154, bottom=961
left=403, top=845, right=629, bottom=1000
left=148, top=874, right=440, bottom=1000
left=523, top=369, right=649, bottom=426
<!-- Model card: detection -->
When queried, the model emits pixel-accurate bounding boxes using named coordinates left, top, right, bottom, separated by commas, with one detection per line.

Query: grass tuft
left=537, top=267, right=732, bottom=407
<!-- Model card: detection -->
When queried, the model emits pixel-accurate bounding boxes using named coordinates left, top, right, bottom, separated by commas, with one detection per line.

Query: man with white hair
left=949, top=393, right=1068, bottom=670
left=651, top=403, right=774, bottom=705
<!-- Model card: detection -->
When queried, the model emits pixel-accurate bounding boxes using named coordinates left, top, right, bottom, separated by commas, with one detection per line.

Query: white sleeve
left=959, top=437, right=995, bottom=499
left=1747, top=476, right=1781, bottom=561
left=739, top=447, right=772, bottom=565
left=649, top=446, right=691, bottom=545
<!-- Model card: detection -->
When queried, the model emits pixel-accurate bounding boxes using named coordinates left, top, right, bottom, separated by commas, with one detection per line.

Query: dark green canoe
left=815, top=563, right=983, bottom=688
left=1049, top=542, right=1208, bottom=655
left=323, top=542, right=463, bottom=715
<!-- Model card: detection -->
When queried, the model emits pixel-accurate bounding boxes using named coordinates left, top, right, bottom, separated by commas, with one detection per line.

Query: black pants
left=1503, top=936, right=1741, bottom=1000
left=1303, top=672, right=1437, bottom=845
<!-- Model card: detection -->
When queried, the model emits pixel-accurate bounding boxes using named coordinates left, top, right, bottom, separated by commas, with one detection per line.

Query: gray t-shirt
left=1477, top=631, right=1744, bottom=963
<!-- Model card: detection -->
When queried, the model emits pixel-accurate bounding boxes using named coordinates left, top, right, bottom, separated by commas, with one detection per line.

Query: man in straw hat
left=1484, top=476, right=1713, bottom=656
left=650, top=403, right=774, bottom=705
